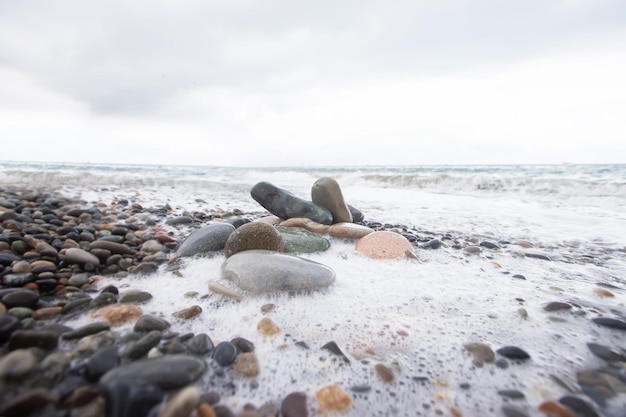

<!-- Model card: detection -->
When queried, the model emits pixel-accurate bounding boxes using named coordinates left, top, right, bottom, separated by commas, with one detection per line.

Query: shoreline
left=1, top=183, right=625, bottom=417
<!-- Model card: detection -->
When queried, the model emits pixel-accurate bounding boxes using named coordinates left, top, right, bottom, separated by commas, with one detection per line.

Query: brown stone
left=32, top=307, right=63, bottom=320
left=374, top=363, right=394, bottom=383
left=355, top=231, right=415, bottom=260
left=172, top=305, right=202, bottom=320
left=197, top=403, right=217, bottom=417
left=257, top=317, right=281, bottom=336
left=91, top=304, right=143, bottom=326
left=463, top=342, right=495, bottom=367
left=311, top=177, right=353, bottom=223
left=316, top=384, right=352, bottom=414
left=224, top=222, right=284, bottom=258
left=234, top=352, right=260, bottom=377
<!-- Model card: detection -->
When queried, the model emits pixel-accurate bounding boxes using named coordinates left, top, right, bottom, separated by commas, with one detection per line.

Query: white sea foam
left=2, top=162, right=625, bottom=415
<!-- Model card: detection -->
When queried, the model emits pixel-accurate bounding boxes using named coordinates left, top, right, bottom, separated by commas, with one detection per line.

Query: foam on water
left=2, top=162, right=625, bottom=415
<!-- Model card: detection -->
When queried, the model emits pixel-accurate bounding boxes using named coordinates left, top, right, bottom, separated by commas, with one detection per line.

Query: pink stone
left=355, top=231, right=415, bottom=260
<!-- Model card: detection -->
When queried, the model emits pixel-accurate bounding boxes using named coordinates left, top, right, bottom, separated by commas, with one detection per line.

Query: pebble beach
left=0, top=163, right=625, bottom=417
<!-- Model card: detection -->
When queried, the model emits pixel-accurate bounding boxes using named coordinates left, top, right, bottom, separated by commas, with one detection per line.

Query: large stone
left=251, top=181, right=333, bottom=225
left=176, top=223, right=235, bottom=257
left=224, top=222, right=284, bottom=258
left=355, top=231, right=415, bottom=260
left=100, top=354, right=208, bottom=390
left=220, top=250, right=336, bottom=293
left=277, top=226, right=331, bottom=253
left=311, top=177, right=353, bottom=223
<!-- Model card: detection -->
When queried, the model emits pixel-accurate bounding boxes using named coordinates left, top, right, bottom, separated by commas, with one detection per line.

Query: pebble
left=100, top=354, right=208, bottom=390
left=316, top=384, right=353, bottom=414
left=8, top=329, right=59, bottom=350
left=543, top=301, right=573, bottom=311
left=496, top=346, right=531, bottom=360
left=91, top=304, right=143, bottom=326
left=277, top=226, right=331, bottom=253
left=124, top=330, right=162, bottom=359
left=375, top=363, right=394, bottom=383
left=173, top=305, right=203, bottom=320
left=119, top=289, right=153, bottom=303
left=64, top=247, right=101, bottom=265
left=234, top=352, right=260, bottom=377
left=586, top=342, right=626, bottom=362
left=208, top=282, right=244, bottom=301
left=257, top=317, right=281, bottom=336
left=220, top=250, right=336, bottom=293
left=134, top=315, right=171, bottom=332
left=176, top=223, right=235, bottom=257
left=463, top=342, right=496, bottom=367
left=1, top=289, right=39, bottom=309
left=158, top=386, right=200, bottom=417
left=281, top=392, right=308, bottom=417
left=186, top=333, right=214, bottom=355
left=311, top=177, right=353, bottom=223
left=0, top=348, right=37, bottom=379
left=85, top=345, right=120, bottom=382
left=538, top=400, right=576, bottom=417
left=355, top=231, right=416, bottom=259
left=327, top=222, right=374, bottom=239
left=212, top=341, right=239, bottom=366
left=591, top=317, right=626, bottom=330
left=224, top=221, right=284, bottom=258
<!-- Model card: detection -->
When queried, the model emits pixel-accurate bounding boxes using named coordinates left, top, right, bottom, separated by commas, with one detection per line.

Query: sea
left=1, top=161, right=625, bottom=416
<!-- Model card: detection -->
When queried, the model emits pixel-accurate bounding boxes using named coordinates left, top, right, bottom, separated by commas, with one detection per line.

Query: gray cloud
left=1, top=0, right=624, bottom=115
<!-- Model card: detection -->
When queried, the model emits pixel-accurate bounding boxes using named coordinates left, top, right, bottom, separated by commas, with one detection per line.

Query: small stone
left=91, top=304, right=143, bottom=326
left=231, top=337, right=255, bottom=353
left=8, top=330, right=59, bottom=350
left=234, top=352, right=260, bottom=377
left=62, top=322, right=111, bottom=340
left=375, top=363, right=394, bottom=383
left=543, top=301, right=572, bottom=312
left=197, top=403, right=218, bottom=417
left=316, top=384, right=352, bottom=414
left=119, top=289, right=153, bottom=304
left=224, top=222, right=284, bottom=258
left=355, top=231, right=415, bottom=260
left=212, top=341, right=239, bottom=367
left=158, top=386, right=200, bottom=417
left=501, top=404, right=530, bottom=417
left=463, top=342, right=496, bottom=367
left=261, top=304, right=275, bottom=314
left=134, top=315, right=171, bottom=332
left=496, top=346, right=531, bottom=360
left=77, top=330, right=118, bottom=354
left=558, top=395, right=601, bottom=417
left=463, top=245, right=482, bottom=254
left=281, top=392, right=307, bottom=417
left=279, top=217, right=330, bottom=234
left=257, top=317, right=281, bottom=336
left=592, top=317, right=626, bottom=330
left=173, top=305, right=202, bottom=320
left=538, top=400, right=576, bottom=417
left=328, top=223, right=374, bottom=239
left=64, top=247, right=101, bottom=265
left=186, top=333, right=214, bottom=355
left=592, top=287, right=615, bottom=297
left=0, top=348, right=38, bottom=379
left=208, top=282, right=243, bottom=301
left=125, top=330, right=162, bottom=359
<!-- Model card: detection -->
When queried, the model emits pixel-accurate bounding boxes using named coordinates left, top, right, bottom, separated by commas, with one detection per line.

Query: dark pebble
left=100, top=354, right=207, bottom=390
left=525, top=252, right=551, bottom=261
left=124, top=330, right=162, bottom=359
left=85, top=345, right=120, bottom=382
left=187, top=333, right=214, bottom=355
left=0, top=315, right=23, bottom=343
left=512, top=274, right=526, bottom=280
left=543, top=301, right=572, bottom=312
left=350, top=385, right=371, bottom=393
left=281, top=391, right=308, bottom=417
left=231, top=337, right=255, bottom=353
left=418, top=239, right=441, bottom=249
left=134, top=315, right=171, bottom=332
left=498, top=389, right=526, bottom=400
left=62, top=322, right=111, bottom=340
left=501, top=404, right=529, bottom=417
left=558, top=395, right=601, bottom=417
left=8, top=330, right=59, bottom=350
left=212, top=341, right=239, bottom=366
left=1, top=289, right=39, bottom=309
left=586, top=342, right=626, bottom=362
left=0, top=388, right=58, bottom=417
left=480, top=241, right=500, bottom=249
left=101, top=380, right=163, bottom=417
left=0, top=252, right=21, bottom=266
left=496, top=346, right=531, bottom=360
left=321, top=341, right=351, bottom=364
left=592, top=317, right=626, bottom=330
left=165, top=216, right=194, bottom=225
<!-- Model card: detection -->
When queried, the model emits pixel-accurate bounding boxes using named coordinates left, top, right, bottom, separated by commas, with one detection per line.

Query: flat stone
left=100, top=354, right=208, bottom=390
left=277, top=226, right=331, bottom=253
left=234, top=352, right=260, bottom=377
left=1, top=289, right=39, bottom=309
left=64, top=247, right=100, bottom=265
left=224, top=222, right=284, bottom=258
left=279, top=218, right=330, bottom=234
left=91, top=304, right=143, bottom=326
left=251, top=181, right=333, bottom=225
left=315, top=384, right=352, bottom=414
left=134, top=315, right=171, bottom=332
left=220, top=250, right=336, bottom=293
left=328, top=223, right=374, bottom=239
left=176, top=223, right=235, bottom=257
left=311, top=177, right=353, bottom=223
left=89, top=240, right=135, bottom=255
left=355, top=231, right=415, bottom=260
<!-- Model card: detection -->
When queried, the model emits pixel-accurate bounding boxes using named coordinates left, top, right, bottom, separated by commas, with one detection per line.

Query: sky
left=1, top=0, right=625, bottom=167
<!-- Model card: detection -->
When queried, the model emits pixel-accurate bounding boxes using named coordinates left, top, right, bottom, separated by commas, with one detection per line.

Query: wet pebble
left=281, top=392, right=308, bottom=417
left=187, top=333, right=214, bottom=355
left=496, top=346, right=531, bottom=361
left=375, top=363, right=394, bottom=383
left=0, top=348, right=37, bottom=379
left=234, top=352, right=260, bottom=377
left=591, top=317, right=626, bottom=330
left=134, top=314, right=171, bottom=332
left=212, top=341, right=239, bottom=366
left=173, top=305, right=203, bottom=320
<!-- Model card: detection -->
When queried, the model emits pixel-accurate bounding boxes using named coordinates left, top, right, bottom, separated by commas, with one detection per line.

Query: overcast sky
left=1, top=1, right=625, bottom=167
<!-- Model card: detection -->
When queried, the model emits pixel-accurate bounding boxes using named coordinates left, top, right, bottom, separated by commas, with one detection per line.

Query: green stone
left=278, top=226, right=331, bottom=254
left=11, top=240, right=30, bottom=255
left=8, top=307, right=34, bottom=320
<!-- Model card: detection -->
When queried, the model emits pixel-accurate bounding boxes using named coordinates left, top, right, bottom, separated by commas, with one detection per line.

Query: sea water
left=1, top=161, right=625, bottom=416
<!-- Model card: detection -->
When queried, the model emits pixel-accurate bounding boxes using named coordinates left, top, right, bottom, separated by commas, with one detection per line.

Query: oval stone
left=64, top=247, right=101, bottom=265
left=224, top=222, right=284, bottom=258
left=100, top=354, right=208, bottom=390
left=220, top=250, right=336, bottom=293
left=355, top=231, right=415, bottom=260
left=251, top=181, right=333, bottom=225
left=176, top=223, right=235, bottom=257
left=278, top=226, right=331, bottom=254
left=311, top=177, right=353, bottom=223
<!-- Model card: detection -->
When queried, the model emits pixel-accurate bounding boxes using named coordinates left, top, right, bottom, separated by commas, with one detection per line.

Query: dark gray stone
left=251, top=181, right=333, bottom=225
left=176, top=223, right=235, bottom=257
